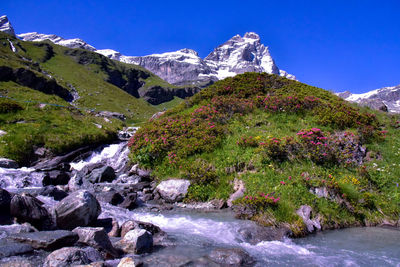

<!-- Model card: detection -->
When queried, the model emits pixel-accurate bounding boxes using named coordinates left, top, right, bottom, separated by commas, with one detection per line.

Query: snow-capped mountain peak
left=0, top=15, right=15, bottom=37
left=18, top=32, right=96, bottom=51
left=338, top=84, right=400, bottom=113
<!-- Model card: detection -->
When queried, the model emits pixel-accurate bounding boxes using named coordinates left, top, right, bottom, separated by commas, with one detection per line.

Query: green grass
left=0, top=32, right=186, bottom=164
left=130, top=72, right=400, bottom=235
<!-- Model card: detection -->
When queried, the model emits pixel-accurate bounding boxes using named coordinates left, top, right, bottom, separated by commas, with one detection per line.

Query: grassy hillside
left=130, top=72, right=400, bottom=235
left=0, top=32, right=187, bottom=164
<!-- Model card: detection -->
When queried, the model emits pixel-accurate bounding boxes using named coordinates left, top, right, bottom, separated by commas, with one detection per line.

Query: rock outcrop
left=155, top=179, right=190, bottom=203
left=0, top=15, right=15, bottom=37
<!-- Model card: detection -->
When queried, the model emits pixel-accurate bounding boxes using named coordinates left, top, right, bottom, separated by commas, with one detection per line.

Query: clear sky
left=1, top=0, right=399, bottom=93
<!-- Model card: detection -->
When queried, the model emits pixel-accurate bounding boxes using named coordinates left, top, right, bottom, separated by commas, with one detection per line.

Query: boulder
left=0, top=223, right=36, bottom=236
left=208, top=247, right=255, bottom=266
left=0, top=239, right=33, bottom=258
left=43, top=247, right=94, bottom=267
left=91, top=218, right=120, bottom=237
left=10, top=194, right=53, bottom=230
left=38, top=186, right=68, bottom=201
left=55, top=190, right=101, bottom=230
left=116, top=229, right=153, bottom=254
left=72, top=227, right=120, bottom=257
left=227, top=179, right=245, bottom=207
left=42, top=171, right=70, bottom=186
left=296, top=205, right=321, bottom=233
left=237, top=225, right=291, bottom=244
left=155, top=179, right=190, bottom=203
left=120, top=220, right=167, bottom=245
left=98, top=111, right=126, bottom=121
left=0, top=158, right=18, bottom=169
left=0, top=130, right=7, bottom=137
left=0, top=188, right=12, bottom=224
left=10, top=230, right=78, bottom=250
left=118, top=193, right=137, bottom=210
left=96, top=189, right=124, bottom=206
left=117, top=257, right=143, bottom=267
left=89, top=166, right=116, bottom=183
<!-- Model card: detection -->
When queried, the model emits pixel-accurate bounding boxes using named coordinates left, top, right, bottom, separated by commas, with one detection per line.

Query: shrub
left=184, top=158, right=218, bottom=185
left=237, top=135, right=259, bottom=148
left=0, top=98, right=24, bottom=113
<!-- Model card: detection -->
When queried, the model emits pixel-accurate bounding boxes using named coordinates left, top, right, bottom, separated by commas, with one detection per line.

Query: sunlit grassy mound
left=130, top=72, right=400, bottom=234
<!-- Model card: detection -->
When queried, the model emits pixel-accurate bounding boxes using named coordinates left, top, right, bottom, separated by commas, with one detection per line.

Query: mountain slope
left=130, top=72, right=400, bottom=235
left=338, top=84, right=400, bottom=113
left=0, top=29, right=195, bottom=165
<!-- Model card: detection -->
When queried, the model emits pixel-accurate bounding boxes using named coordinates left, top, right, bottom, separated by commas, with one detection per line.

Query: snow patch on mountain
left=0, top=15, right=15, bottom=37
left=18, top=32, right=96, bottom=51
left=16, top=27, right=296, bottom=85
left=338, top=84, right=400, bottom=113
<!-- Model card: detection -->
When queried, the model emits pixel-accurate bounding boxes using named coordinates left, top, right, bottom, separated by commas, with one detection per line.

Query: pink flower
left=280, top=181, right=286, bottom=185
left=288, top=176, right=292, bottom=180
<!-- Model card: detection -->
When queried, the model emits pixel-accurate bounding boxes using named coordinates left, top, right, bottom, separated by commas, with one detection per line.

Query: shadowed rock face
left=0, top=66, right=73, bottom=102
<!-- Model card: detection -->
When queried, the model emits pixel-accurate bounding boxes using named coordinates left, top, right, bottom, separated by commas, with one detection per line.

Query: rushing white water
left=70, top=142, right=129, bottom=173
left=99, top=203, right=400, bottom=266
left=0, top=166, right=43, bottom=189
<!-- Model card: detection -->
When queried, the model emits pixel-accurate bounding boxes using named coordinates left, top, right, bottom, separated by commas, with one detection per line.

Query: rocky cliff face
left=338, top=84, right=400, bottom=113
left=0, top=15, right=15, bottom=37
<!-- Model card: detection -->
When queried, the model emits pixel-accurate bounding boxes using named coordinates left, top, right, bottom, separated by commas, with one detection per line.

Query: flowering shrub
left=234, top=192, right=280, bottom=213
left=255, top=95, right=321, bottom=113
left=237, top=135, right=259, bottom=148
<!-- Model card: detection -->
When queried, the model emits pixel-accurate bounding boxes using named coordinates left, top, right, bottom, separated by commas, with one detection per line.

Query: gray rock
left=0, top=223, right=36, bottom=236
left=0, top=158, right=18, bottom=169
left=55, top=190, right=101, bottom=230
left=116, top=229, right=153, bottom=254
left=43, top=247, right=93, bottom=267
left=89, top=166, right=116, bottom=183
left=10, top=230, right=78, bottom=250
left=72, top=227, right=120, bottom=257
left=10, top=194, right=53, bottom=230
left=208, top=247, right=255, bottom=266
left=96, top=189, right=124, bottom=206
left=0, top=239, right=33, bottom=258
left=0, top=188, right=11, bottom=214
left=38, top=186, right=68, bottom=201
left=91, top=218, right=120, bottom=237
left=359, top=98, right=388, bottom=112
left=237, top=225, right=291, bottom=244
left=118, top=193, right=137, bottom=210
left=296, top=205, right=321, bottom=233
left=117, top=257, right=143, bottom=267
left=42, top=171, right=70, bottom=186
left=227, top=179, right=245, bottom=207
left=98, top=111, right=126, bottom=121
left=120, top=220, right=167, bottom=246
left=0, top=130, right=6, bottom=137
left=310, top=187, right=329, bottom=198
left=156, top=179, right=190, bottom=203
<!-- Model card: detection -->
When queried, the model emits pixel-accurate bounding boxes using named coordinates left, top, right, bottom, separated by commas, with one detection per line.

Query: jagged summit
left=13, top=17, right=295, bottom=85
left=0, top=15, right=15, bottom=37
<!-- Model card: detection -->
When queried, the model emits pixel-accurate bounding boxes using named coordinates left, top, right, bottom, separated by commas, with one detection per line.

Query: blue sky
left=2, top=0, right=399, bottom=93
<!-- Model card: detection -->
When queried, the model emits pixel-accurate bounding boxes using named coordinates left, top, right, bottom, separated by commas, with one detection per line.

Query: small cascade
left=7, top=39, right=16, bottom=53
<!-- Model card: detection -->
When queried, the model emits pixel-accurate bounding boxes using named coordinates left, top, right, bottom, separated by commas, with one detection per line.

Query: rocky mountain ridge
left=337, top=84, right=400, bottom=113
left=0, top=15, right=295, bottom=86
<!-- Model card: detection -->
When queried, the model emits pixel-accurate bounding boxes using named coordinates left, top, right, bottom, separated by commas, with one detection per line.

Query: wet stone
left=10, top=230, right=79, bottom=250
left=0, top=239, right=33, bottom=258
